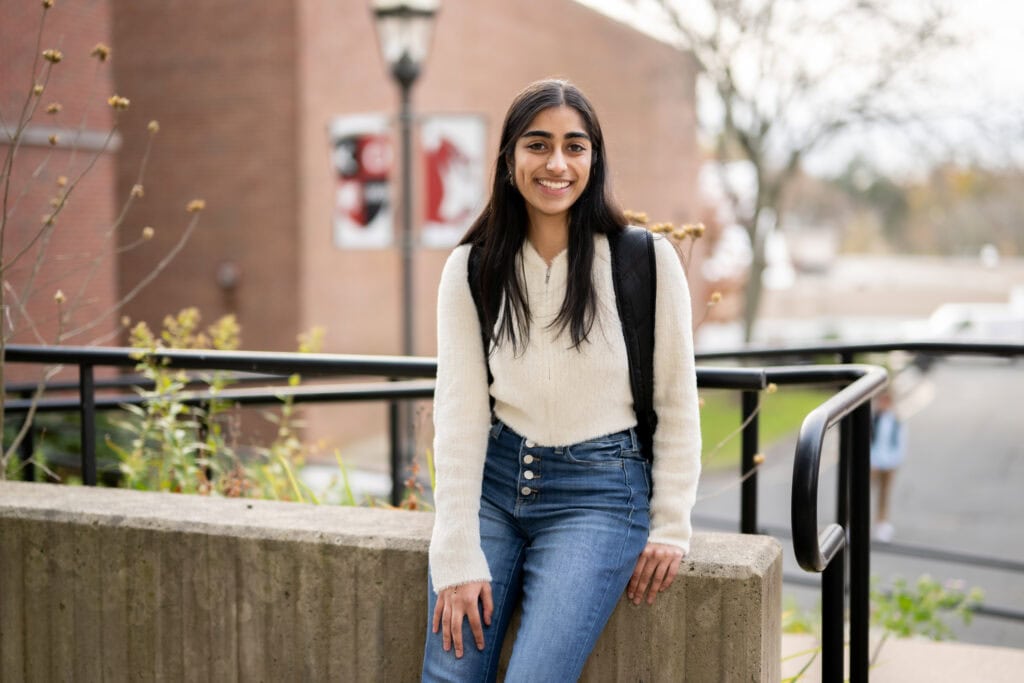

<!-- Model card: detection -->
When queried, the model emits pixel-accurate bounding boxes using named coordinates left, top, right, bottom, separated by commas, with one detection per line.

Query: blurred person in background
left=871, top=390, right=907, bottom=543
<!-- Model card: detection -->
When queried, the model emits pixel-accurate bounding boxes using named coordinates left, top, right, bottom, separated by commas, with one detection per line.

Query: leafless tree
left=645, top=0, right=961, bottom=340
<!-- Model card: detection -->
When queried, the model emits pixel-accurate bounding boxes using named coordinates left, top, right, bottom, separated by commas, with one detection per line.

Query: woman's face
left=511, top=105, right=593, bottom=228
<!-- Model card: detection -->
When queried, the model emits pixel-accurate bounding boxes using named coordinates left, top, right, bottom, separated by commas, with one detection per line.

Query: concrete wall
left=0, top=482, right=781, bottom=682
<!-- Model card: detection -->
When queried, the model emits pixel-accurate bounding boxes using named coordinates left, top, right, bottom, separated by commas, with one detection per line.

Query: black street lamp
left=370, top=0, right=439, bottom=504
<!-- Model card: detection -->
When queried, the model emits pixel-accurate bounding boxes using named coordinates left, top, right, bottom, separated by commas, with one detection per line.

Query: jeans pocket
left=565, top=440, right=629, bottom=467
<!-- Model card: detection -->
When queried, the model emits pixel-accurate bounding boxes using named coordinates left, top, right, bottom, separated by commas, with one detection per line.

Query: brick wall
left=1, top=0, right=119, bottom=381
left=110, top=0, right=301, bottom=352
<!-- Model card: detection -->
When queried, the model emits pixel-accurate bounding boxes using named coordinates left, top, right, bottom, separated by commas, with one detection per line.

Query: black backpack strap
left=608, top=227, right=658, bottom=462
left=466, top=245, right=496, bottom=413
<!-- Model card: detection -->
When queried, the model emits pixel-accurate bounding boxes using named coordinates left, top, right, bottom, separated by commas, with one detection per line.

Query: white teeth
left=538, top=179, right=570, bottom=190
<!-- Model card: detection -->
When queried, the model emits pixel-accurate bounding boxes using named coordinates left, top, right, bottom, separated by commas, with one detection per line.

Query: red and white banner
left=421, top=115, right=486, bottom=248
left=329, top=114, right=394, bottom=249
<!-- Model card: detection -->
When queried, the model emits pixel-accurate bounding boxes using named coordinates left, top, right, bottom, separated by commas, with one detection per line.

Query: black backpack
left=466, top=226, right=658, bottom=462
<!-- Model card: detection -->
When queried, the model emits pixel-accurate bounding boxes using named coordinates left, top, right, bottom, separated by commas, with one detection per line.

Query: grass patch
left=700, top=387, right=833, bottom=472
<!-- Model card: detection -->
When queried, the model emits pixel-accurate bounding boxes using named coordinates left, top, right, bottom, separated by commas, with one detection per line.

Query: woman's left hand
left=627, top=542, right=685, bottom=605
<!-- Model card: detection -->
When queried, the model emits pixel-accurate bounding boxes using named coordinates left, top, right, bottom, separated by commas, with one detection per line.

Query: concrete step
left=782, top=633, right=1024, bottom=682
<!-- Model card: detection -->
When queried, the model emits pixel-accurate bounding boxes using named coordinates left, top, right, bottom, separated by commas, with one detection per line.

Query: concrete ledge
left=0, top=481, right=781, bottom=681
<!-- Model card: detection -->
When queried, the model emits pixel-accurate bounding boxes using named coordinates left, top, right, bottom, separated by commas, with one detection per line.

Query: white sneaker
left=874, top=521, right=895, bottom=543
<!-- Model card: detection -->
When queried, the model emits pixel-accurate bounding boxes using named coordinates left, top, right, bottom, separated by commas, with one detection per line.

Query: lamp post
left=371, top=0, right=439, bottom=505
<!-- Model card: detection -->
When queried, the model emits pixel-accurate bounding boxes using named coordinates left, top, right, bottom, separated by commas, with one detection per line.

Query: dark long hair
left=460, top=79, right=626, bottom=352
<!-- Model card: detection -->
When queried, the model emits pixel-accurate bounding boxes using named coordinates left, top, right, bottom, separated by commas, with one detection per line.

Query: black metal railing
left=697, top=340, right=1024, bottom=682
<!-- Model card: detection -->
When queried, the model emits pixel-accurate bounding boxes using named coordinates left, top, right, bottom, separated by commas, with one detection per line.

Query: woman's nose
left=546, top=150, right=567, bottom=173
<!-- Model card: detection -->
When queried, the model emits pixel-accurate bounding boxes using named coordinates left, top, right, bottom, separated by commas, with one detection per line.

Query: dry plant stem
left=694, top=299, right=715, bottom=329
left=60, top=212, right=202, bottom=341
left=69, top=130, right=156, bottom=313
left=783, top=647, right=819, bottom=683
left=3, top=145, right=57, bottom=225
left=869, top=631, right=890, bottom=667
left=693, top=394, right=765, bottom=503
left=695, top=454, right=765, bottom=502
left=5, top=125, right=119, bottom=348
left=703, top=393, right=761, bottom=461
left=2, top=363, right=61, bottom=468
left=1, top=31, right=54, bottom=238
left=3, top=126, right=117, bottom=277
left=64, top=61, right=105, bottom=175
left=2, top=282, right=47, bottom=345
left=0, top=10, right=54, bottom=435
left=3, top=297, right=65, bottom=467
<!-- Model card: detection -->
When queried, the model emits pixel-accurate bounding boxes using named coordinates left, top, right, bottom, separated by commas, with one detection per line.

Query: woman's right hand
left=432, top=580, right=494, bottom=658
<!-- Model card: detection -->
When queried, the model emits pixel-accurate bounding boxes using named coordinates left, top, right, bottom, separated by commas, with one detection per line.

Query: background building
left=4, top=0, right=702, bottom=459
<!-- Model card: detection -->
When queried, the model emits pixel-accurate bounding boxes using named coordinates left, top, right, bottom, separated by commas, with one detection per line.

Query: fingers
left=630, top=543, right=685, bottom=605
left=627, top=553, right=648, bottom=602
left=441, top=598, right=453, bottom=653
left=632, top=550, right=658, bottom=605
left=432, top=594, right=444, bottom=634
left=450, top=596, right=465, bottom=658
left=482, top=583, right=494, bottom=627
left=659, top=553, right=683, bottom=592
left=436, top=583, right=491, bottom=659
left=645, top=557, right=673, bottom=604
left=467, top=602, right=485, bottom=653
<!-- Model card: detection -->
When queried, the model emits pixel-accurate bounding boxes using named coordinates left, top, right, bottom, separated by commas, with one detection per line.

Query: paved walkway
left=782, top=633, right=1024, bottom=682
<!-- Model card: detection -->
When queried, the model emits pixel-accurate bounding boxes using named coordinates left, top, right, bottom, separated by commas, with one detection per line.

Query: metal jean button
left=524, top=470, right=535, bottom=480
left=523, top=454, right=535, bottom=464
left=520, top=486, right=532, bottom=495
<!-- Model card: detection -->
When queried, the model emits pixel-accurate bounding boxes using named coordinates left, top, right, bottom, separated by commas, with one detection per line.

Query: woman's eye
left=568, top=143, right=588, bottom=153
left=527, top=142, right=547, bottom=151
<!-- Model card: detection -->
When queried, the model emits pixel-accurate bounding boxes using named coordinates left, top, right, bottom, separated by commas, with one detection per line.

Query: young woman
left=422, top=79, right=701, bottom=682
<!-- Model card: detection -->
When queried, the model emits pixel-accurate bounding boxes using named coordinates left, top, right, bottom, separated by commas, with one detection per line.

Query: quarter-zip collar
left=523, top=238, right=568, bottom=287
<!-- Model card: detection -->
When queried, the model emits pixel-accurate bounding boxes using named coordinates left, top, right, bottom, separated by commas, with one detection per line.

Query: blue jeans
left=422, top=421, right=652, bottom=682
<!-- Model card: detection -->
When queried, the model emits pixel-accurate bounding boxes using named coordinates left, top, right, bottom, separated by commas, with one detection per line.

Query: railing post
left=740, top=390, right=759, bottom=534
left=389, top=396, right=402, bottom=507
left=838, top=407, right=852, bottom=600
left=821, top=547, right=846, bottom=682
left=849, top=403, right=872, bottom=683
left=79, top=364, right=97, bottom=486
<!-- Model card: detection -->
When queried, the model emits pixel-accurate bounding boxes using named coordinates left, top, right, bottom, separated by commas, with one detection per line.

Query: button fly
left=523, top=454, right=535, bottom=464
left=525, top=439, right=536, bottom=448
left=524, top=470, right=535, bottom=480
left=521, top=486, right=532, bottom=495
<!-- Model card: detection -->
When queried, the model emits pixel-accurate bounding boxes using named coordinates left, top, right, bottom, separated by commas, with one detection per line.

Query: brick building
left=5, top=0, right=701, bottom=457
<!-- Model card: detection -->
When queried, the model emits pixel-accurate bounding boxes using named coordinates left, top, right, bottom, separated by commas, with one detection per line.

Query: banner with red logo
left=421, top=115, right=486, bottom=248
left=329, top=114, right=394, bottom=249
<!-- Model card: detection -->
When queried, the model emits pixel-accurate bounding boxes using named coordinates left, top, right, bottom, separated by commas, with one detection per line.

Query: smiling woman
left=421, top=79, right=703, bottom=683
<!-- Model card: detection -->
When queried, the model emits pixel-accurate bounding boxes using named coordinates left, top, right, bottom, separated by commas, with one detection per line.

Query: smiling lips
left=537, top=178, right=571, bottom=191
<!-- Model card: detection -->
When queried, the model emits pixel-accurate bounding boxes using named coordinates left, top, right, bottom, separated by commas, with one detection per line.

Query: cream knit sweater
left=429, top=232, right=702, bottom=592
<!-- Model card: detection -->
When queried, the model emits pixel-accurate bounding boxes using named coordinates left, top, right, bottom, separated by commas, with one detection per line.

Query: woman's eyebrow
left=520, top=130, right=591, bottom=140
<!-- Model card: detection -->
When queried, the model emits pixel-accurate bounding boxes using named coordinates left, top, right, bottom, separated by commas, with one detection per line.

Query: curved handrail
left=787, top=365, right=888, bottom=571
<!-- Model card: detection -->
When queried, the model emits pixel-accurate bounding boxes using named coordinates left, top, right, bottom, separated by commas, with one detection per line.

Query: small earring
left=507, top=168, right=515, bottom=186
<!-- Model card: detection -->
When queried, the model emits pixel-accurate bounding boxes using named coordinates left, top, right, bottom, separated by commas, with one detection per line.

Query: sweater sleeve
left=428, top=245, right=494, bottom=592
left=646, top=235, right=702, bottom=554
